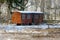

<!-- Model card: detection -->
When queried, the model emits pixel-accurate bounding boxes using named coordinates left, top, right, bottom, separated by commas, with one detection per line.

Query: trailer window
left=22, top=14, right=25, bottom=19
left=27, top=14, right=30, bottom=19
left=34, top=14, right=39, bottom=19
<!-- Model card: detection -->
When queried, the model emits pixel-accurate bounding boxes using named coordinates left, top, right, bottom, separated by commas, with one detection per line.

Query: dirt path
left=0, top=33, right=59, bottom=40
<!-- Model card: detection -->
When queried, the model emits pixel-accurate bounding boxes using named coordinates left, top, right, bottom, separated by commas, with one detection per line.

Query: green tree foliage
left=7, top=0, right=28, bottom=10
left=0, top=0, right=28, bottom=10
left=0, top=0, right=5, bottom=3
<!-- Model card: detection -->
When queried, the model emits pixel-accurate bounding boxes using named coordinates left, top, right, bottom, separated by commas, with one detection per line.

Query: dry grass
left=0, top=28, right=60, bottom=40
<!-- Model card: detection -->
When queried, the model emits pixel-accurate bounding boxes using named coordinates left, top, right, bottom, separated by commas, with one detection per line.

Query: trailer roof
left=19, top=11, right=43, bottom=14
left=12, top=11, right=43, bottom=14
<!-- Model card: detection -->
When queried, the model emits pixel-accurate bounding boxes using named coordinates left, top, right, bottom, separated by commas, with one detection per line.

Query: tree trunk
left=0, top=1, right=11, bottom=24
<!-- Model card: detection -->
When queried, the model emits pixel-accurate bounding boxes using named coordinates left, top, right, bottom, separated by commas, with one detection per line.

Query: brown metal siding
left=39, top=14, right=44, bottom=23
left=11, top=12, right=22, bottom=24
left=22, top=13, right=32, bottom=25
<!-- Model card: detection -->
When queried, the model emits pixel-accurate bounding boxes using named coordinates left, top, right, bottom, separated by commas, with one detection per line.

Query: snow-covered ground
left=0, top=23, right=60, bottom=31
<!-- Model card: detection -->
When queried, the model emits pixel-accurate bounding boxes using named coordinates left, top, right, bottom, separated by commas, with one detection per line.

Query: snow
left=19, top=11, right=43, bottom=13
left=0, top=24, right=60, bottom=31
left=49, top=24, right=60, bottom=28
left=12, top=10, right=43, bottom=14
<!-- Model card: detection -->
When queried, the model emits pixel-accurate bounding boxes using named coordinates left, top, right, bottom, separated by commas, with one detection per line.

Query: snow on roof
left=19, top=11, right=43, bottom=14
left=12, top=10, right=43, bottom=14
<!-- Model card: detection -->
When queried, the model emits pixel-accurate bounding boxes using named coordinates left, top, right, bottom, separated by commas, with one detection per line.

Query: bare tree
left=0, top=0, right=28, bottom=24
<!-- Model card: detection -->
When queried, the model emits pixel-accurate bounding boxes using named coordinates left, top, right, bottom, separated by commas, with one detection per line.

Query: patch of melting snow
left=49, top=24, right=60, bottom=28
left=0, top=24, right=60, bottom=32
left=39, top=24, right=48, bottom=29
